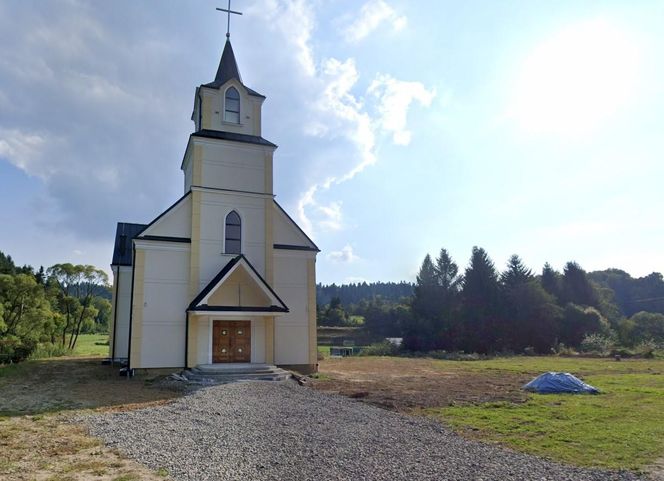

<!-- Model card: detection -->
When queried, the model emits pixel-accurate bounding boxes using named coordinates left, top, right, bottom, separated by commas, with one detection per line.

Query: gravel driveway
left=84, top=381, right=643, bottom=481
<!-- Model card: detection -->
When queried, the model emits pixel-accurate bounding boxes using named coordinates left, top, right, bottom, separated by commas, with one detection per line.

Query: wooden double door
left=212, top=321, right=251, bottom=363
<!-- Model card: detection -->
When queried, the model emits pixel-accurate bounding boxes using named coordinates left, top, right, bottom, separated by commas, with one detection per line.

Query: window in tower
left=224, top=87, right=240, bottom=123
left=224, top=210, right=242, bottom=254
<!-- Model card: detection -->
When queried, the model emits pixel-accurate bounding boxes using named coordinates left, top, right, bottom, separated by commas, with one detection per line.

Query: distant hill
left=316, top=281, right=414, bottom=306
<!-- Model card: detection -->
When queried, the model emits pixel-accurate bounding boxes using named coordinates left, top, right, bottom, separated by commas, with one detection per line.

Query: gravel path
left=83, top=381, right=643, bottom=481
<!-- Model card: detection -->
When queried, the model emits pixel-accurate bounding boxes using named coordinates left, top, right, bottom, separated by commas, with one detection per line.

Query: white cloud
left=344, top=0, right=407, bottom=43
left=255, top=5, right=433, bottom=238
left=328, top=244, right=360, bottom=263
left=0, top=129, right=58, bottom=178
left=369, top=74, right=436, bottom=145
left=247, top=0, right=316, bottom=76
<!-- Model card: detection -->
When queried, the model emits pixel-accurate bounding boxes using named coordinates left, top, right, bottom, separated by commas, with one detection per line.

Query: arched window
left=224, top=87, right=240, bottom=123
left=224, top=210, right=241, bottom=254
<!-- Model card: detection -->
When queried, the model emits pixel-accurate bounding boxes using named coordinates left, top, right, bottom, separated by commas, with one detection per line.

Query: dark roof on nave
left=111, top=222, right=147, bottom=266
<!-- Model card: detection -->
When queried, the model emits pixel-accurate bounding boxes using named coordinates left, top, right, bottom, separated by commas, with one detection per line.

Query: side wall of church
left=273, top=249, right=317, bottom=367
left=109, top=266, right=133, bottom=360
left=132, top=241, right=190, bottom=368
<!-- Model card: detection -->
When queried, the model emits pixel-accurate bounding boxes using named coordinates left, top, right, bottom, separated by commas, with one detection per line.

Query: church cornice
left=190, top=185, right=275, bottom=199
left=191, top=129, right=277, bottom=148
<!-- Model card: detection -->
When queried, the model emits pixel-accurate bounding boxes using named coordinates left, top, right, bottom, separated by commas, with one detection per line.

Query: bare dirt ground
left=311, top=356, right=530, bottom=411
left=0, top=357, right=181, bottom=480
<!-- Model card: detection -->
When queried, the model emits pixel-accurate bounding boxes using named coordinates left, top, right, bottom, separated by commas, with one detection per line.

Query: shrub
left=0, top=336, right=38, bottom=363
left=634, top=339, right=658, bottom=358
left=360, top=340, right=400, bottom=356
left=580, top=333, right=615, bottom=356
left=551, top=342, right=578, bottom=356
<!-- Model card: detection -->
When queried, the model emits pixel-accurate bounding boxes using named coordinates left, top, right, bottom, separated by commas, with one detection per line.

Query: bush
left=360, top=340, right=400, bottom=356
left=634, top=339, right=658, bottom=358
left=580, top=333, right=615, bottom=356
left=0, top=336, right=38, bottom=363
left=551, top=342, right=578, bottom=356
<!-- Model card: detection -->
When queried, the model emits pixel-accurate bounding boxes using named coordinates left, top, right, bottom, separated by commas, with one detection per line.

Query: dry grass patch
left=0, top=357, right=181, bottom=480
left=0, top=414, right=170, bottom=481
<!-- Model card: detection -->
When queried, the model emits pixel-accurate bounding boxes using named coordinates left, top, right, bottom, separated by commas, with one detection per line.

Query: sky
left=1, top=0, right=663, bottom=285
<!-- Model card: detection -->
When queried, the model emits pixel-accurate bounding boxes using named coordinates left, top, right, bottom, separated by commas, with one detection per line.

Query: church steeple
left=205, top=39, right=241, bottom=89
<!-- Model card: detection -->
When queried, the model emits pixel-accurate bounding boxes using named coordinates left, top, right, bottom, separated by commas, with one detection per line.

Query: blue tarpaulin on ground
left=523, top=372, right=599, bottom=394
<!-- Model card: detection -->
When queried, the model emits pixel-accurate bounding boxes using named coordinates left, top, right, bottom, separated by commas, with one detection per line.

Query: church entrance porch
left=212, top=320, right=250, bottom=363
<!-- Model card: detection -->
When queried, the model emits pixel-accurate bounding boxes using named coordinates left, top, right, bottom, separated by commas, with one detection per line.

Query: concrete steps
left=180, top=363, right=291, bottom=384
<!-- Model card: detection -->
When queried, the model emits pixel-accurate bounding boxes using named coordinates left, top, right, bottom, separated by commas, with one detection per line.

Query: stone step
left=179, top=364, right=292, bottom=384
left=191, top=366, right=279, bottom=376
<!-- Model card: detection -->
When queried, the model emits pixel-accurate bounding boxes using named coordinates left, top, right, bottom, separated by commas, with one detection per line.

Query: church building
left=108, top=34, right=319, bottom=374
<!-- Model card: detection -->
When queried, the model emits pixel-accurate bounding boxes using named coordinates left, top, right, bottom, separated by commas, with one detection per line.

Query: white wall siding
left=141, top=195, right=192, bottom=239
left=200, top=141, right=267, bottom=194
left=273, top=251, right=313, bottom=365
left=136, top=243, right=190, bottom=368
left=112, top=267, right=133, bottom=359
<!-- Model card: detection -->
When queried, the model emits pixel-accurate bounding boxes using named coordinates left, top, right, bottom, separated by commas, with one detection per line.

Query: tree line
left=0, top=251, right=111, bottom=363
left=317, top=247, right=664, bottom=355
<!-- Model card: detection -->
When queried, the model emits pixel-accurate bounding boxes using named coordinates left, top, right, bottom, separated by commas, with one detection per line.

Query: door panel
left=212, top=321, right=251, bottom=363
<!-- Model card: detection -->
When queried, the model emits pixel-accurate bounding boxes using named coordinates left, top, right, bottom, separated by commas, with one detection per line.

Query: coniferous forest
left=317, top=247, right=664, bottom=355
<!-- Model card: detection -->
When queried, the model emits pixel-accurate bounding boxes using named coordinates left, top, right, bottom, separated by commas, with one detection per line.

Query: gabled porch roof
left=188, top=255, right=288, bottom=315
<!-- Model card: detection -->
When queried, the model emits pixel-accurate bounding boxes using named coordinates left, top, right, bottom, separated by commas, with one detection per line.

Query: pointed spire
left=211, top=39, right=241, bottom=87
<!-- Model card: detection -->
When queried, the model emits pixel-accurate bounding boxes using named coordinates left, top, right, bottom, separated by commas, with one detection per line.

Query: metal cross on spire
left=216, top=0, right=242, bottom=39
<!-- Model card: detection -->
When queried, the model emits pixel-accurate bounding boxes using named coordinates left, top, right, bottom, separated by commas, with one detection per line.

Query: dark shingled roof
left=111, top=222, right=146, bottom=266
left=202, top=39, right=265, bottom=98
left=191, top=129, right=277, bottom=148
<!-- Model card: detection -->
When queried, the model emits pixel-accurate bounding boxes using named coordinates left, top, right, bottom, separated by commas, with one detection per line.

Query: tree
left=433, top=248, right=462, bottom=349
left=412, top=254, right=439, bottom=320
left=0, top=273, right=54, bottom=361
left=559, top=304, right=609, bottom=346
left=405, top=255, right=441, bottom=350
left=501, top=255, right=533, bottom=288
left=541, top=263, right=561, bottom=299
left=619, top=311, right=664, bottom=346
left=560, top=262, right=599, bottom=308
left=461, top=247, right=502, bottom=352
left=47, top=264, right=109, bottom=349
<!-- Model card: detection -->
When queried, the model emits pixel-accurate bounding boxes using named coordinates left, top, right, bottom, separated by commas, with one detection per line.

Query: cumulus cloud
left=251, top=2, right=433, bottom=238
left=327, top=244, right=360, bottom=263
left=369, top=74, right=436, bottom=145
left=344, top=0, right=407, bottom=43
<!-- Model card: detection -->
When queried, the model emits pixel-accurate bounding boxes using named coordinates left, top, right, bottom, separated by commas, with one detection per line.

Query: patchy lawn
left=72, top=333, right=110, bottom=357
left=313, top=355, right=664, bottom=472
left=0, top=357, right=181, bottom=480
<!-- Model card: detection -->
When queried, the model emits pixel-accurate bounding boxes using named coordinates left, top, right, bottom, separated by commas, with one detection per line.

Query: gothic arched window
left=224, top=87, right=240, bottom=123
left=224, top=210, right=241, bottom=254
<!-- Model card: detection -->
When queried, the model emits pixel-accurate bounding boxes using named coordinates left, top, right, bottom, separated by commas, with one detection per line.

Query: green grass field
left=425, top=356, right=664, bottom=470
left=72, top=334, right=109, bottom=357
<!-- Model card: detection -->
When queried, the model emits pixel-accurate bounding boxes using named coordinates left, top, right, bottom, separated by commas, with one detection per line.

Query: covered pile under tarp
left=523, top=372, right=599, bottom=394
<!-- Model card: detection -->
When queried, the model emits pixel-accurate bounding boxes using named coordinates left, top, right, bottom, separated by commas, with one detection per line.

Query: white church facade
left=108, top=38, right=319, bottom=373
